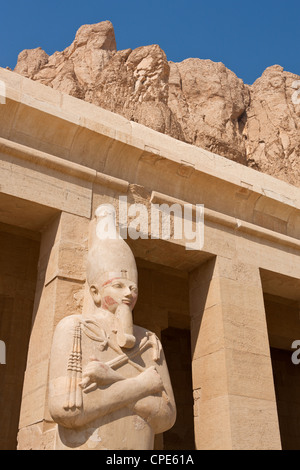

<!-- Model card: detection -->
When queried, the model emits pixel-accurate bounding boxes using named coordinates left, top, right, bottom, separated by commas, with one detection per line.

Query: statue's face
left=99, top=278, right=138, bottom=314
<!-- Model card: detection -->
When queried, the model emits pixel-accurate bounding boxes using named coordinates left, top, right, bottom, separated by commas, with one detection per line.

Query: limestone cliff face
left=244, top=65, right=300, bottom=187
left=14, top=21, right=300, bottom=186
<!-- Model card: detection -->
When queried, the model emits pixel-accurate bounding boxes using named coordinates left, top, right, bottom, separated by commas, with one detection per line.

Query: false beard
left=115, top=303, right=136, bottom=349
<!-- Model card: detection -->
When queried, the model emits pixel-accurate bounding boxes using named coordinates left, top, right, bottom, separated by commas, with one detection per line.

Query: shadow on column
left=261, top=269, right=300, bottom=450
left=162, top=327, right=195, bottom=450
left=0, top=224, right=40, bottom=450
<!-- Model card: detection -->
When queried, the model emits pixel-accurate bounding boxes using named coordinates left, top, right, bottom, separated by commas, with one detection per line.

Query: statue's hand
left=80, top=357, right=125, bottom=393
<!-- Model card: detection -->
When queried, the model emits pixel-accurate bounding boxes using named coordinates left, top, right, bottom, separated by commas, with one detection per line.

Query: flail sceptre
left=64, top=323, right=82, bottom=410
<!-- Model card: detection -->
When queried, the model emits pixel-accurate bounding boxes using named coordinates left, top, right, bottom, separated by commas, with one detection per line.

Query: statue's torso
left=54, top=314, right=159, bottom=450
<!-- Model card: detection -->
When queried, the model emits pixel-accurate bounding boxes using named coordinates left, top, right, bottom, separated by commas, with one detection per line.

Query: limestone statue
left=48, top=205, right=176, bottom=450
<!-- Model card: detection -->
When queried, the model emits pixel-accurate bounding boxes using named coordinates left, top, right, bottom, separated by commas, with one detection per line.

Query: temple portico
left=0, top=67, right=300, bottom=450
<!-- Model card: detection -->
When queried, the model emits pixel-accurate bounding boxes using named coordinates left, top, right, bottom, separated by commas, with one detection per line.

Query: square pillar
left=17, top=212, right=89, bottom=450
left=189, top=256, right=282, bottom=450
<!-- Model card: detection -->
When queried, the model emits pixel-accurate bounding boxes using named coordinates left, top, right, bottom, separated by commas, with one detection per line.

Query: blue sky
left=0, top=0, right=299, bottom=84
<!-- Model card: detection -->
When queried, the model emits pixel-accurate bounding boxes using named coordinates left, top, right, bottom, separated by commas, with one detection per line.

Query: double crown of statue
left=87, top=204, right=138, bottom=288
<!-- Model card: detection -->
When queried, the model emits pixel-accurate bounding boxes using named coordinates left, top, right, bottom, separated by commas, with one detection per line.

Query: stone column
left=18, top=212, right=89, bottom=450
left=189, top=256, right=282, bottom=450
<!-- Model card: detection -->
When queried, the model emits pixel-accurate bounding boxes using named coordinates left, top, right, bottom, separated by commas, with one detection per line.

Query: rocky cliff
left=14, top=21, right=300, bottom=187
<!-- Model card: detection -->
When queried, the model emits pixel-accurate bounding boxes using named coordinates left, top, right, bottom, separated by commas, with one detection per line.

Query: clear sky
left=0, top=0, right=299, bottom=84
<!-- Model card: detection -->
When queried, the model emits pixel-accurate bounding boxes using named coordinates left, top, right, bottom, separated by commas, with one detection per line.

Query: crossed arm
left=48, top=317, right=176, bottom=433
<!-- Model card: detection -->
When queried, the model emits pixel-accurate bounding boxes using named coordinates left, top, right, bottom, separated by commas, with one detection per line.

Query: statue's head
left=86, top=205, right=138, bottom=348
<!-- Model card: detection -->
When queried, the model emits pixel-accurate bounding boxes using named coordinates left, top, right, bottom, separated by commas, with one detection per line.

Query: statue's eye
left=112, top=283, right=123, bottom=288
left=130, top=286, right=138, bottom=293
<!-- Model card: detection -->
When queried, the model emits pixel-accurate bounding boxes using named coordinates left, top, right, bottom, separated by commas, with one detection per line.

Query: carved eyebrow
left=111, top=281, right=124, bottom=286
left=102, top=277, right=122, bottom=287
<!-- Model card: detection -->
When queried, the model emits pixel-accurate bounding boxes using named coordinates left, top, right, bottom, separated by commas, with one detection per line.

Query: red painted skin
left=103, top=296, right=118, bottom=308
